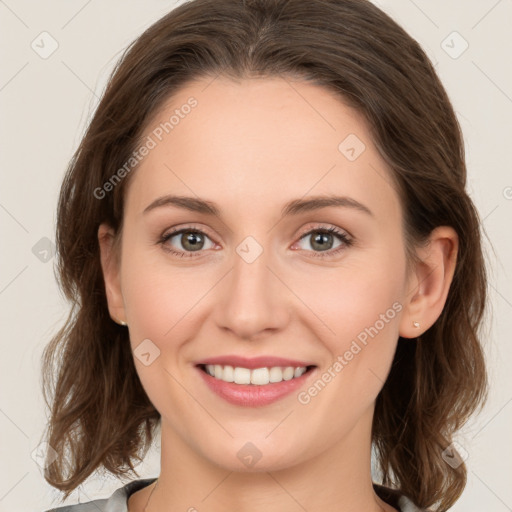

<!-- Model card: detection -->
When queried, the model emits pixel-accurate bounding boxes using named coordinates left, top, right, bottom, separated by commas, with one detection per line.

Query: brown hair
left=40, top=0, right=488, bottom=510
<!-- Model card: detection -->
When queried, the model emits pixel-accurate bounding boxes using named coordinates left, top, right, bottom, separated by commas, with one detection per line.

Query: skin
left=98, top=76, right=458, bottom=512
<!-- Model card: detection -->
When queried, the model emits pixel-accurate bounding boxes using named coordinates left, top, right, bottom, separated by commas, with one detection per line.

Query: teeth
left=251, top=367, right=269, bottom=385
left=269, top=366, right=283, bottom=383
left=204, top=364, right=308, bottom=385
left=234, top=367, right=251, bottom=384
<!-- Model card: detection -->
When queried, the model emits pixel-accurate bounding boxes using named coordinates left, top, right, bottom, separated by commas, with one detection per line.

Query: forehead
left=126, top=76, right=400, bottom=222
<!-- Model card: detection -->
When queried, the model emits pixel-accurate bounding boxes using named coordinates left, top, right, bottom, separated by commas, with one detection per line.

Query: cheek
left=293, top=244, right=406, bottom=393
left=119, top=242, right=207, bottom=351
left=118, top=248, right=208, bottom=420
left=289, top=284, right=404, bottom=453
left=299, top=255, right=404, bottom=341
left=123, top=269, right=178, bottom=337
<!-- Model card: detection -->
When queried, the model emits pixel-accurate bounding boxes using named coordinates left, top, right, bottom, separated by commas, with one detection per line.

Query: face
left=103, top=76, right=414, bottom=472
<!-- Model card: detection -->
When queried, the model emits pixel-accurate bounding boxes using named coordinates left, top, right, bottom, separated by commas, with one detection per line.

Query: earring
left=412, top=321, right=420, bottom=328
left=112, top=317, right=127, bottom=326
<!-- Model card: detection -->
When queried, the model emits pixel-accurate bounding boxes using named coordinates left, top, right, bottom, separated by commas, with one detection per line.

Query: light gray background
left=0, top=1, right=511, bottom=511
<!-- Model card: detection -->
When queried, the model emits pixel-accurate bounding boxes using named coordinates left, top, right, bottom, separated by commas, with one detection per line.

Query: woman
left=40, top=0, right=488, bottom=511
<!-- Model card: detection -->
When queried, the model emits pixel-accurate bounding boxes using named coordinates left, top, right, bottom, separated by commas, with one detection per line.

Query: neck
left=143, top=406, right=396, bottom=512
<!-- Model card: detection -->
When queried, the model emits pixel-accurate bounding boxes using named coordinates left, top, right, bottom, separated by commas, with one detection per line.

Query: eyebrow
left=143, top=194, right=373, bottom=217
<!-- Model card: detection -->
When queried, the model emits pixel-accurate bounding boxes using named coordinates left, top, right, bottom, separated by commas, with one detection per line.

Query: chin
left=196, top=434, right=310, bottom=473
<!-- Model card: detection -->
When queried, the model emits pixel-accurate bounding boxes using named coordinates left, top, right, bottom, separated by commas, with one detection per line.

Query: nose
left=213, top=242, right=291, bottom=341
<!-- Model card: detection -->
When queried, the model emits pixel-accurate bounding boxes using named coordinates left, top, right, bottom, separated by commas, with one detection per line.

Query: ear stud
left=112, top=317, right=127, bottom=326
left=413, top=321, right=420, bottom=328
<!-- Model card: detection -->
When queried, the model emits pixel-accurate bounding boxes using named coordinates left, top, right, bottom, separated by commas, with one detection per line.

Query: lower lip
left=196, top=366, right=316, bottom=407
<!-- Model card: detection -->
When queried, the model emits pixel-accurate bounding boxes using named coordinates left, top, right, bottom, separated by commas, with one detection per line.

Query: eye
left=293, top=226, right=353, bottom=258
left=158, top=224, right=353, bottom=259
left=159, top=227, right=216, bottom=257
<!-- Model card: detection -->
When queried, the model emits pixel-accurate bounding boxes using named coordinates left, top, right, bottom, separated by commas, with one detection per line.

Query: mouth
left=196, top=363, right=317, bottom=385
left=195, top=363, right=318, bottom=407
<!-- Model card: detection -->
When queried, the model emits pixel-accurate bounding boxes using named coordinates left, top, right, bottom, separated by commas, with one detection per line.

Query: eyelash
left=158, top=224, right=353, bottom=259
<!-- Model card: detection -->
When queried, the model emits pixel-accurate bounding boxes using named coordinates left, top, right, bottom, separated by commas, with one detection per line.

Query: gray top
left=43, top=478, right=427, bottom=511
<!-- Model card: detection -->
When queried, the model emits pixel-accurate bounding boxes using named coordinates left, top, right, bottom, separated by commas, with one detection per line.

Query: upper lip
left=195, top=355, right=316, bottom=369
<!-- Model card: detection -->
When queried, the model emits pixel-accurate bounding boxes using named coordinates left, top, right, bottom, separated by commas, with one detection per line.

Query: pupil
left=183, top=232, right=203, bottom=251
left=312, top=232, right=333, bottom=251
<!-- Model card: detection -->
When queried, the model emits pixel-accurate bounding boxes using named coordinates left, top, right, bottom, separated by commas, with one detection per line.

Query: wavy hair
left=40, top=1, right=488, bottom=510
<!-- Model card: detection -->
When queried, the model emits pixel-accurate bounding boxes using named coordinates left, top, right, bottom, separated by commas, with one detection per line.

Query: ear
left=399, top=226, right=458, bottom=338
left=98, top=223, right=126, bottom=325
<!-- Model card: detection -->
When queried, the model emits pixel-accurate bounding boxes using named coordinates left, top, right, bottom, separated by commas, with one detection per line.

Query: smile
left=201, top=364, right=314, bottom=385
left=196, top=364, right=317, bottom=407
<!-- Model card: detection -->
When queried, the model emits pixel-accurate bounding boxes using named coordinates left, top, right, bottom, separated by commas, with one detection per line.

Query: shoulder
left=41, top=497, right=109, bottom=512
left=41, top=478, right=158, bottom=512
left=374, top=483, right=430, bottom=512
left=398, top=494, right=430, bottom=512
